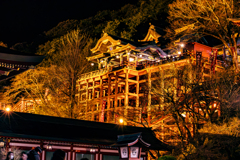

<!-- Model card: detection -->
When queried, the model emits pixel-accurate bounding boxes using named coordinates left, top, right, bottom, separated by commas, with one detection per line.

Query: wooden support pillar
left=127, top=51, right=130, bottom=64
left=40, top=140, right=43, bottom=160
left=107, top=75, right=111, bottom=122
left=114, top=73, right=119, bottom=122
left=98, top=146, right=101, bottom=160
left=70, top=143, right=73, bottom=160
left=91, top=78, right=95, bottom=121
left=85, top=80, right=89, bottom=119
left=147, top=71, right=151, bottom=125
left=5, top=138, right=9, bottom=152
left=98, top=59, right=102, bottom=69
left=92, top=78, right=95, bottom=99
left=120, top=54, right=123, bottom=66
left=124, top=70, right=129, bottom=124
left=135, top=56, right=138, bottom=67
left=99, top=76, right=103, bottom=122
left=136, top=75, right=140, bottom=122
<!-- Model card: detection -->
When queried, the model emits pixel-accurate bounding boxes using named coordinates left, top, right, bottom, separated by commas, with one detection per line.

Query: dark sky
left=0, top=0, right=137, bottom=46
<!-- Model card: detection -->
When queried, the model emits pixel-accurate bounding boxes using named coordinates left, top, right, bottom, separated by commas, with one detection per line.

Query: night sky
left=0, top=0, right=137, bottom=46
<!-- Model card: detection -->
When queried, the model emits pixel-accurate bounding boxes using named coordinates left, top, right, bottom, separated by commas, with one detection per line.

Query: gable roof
left=0, top=47, right=45, bottom=81
left=0, top=111, right=170, bottom=150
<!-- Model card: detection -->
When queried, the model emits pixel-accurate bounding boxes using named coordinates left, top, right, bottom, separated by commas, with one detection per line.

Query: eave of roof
left=0, top=111, right=170, bottom=150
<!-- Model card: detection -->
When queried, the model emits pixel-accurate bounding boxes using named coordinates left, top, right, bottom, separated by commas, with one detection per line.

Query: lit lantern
left=119, top=118, right=124, bottom=124
left=113, top=132, right=150, bottom=160
left=5, top=107, right=11, bottom=112
left=180, top=43, right=185, bottom=48
left=129, top=58, right=134, bottom=62
left=46, top=144, right=52, bottom=150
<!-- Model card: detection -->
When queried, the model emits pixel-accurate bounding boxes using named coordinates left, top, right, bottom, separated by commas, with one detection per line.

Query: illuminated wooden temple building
left=76, top=25, right=223, bottom=144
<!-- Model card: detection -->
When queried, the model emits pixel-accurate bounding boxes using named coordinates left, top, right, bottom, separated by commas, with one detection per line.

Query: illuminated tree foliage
left=167, top=0, right=240, bottom=70
left=151, top=65, right=240, bottom=146
left=0, top=41, right=7, bottom=48
left=4, top=29, right=92, bottom=118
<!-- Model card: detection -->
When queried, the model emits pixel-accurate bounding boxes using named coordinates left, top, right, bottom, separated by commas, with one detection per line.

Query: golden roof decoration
left=91, top=33, right=122, bottom=54
left=139, top=24, right=162, bottom=43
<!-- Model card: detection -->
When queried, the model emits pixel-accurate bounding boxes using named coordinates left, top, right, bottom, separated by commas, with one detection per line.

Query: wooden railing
left=79, top=54, right=228, bottom=81
left=78, top=55, right=192, bottom=81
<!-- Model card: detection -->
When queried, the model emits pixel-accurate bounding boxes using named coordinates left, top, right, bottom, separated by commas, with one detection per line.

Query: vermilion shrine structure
left=76, top=25, right=223, bottom=143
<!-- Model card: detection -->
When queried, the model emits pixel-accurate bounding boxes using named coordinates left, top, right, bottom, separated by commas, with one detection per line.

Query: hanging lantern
left=112, top=132, right=150, bottom=160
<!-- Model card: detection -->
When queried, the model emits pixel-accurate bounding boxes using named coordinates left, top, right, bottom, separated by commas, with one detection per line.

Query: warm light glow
left=181, top=112, right=186, bottom=117
left=119, top=118, right=124, bottom=124
left=0, top=142, right=4, bottom=147
left=129, top=57, right=134, bottom=62
left=213, top=103, right=217, bottom=108
left=139, top=54, right=142, bottom=57
left=46, top=144, right=52, bottom=150
left=116, top=55, right=120, bottom=58
left=5, top=107, right=10, bottom=112
left=127, top=52, right=130, bottom=55
left=178, top=51, right=181, bottom=54
left=180, top=43, right=185, bottom=48
left=91, top=63, right=94, bottom=66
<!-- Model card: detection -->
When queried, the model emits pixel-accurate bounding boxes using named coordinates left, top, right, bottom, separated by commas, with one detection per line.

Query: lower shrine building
left=0, top=110, right=169, bottom=160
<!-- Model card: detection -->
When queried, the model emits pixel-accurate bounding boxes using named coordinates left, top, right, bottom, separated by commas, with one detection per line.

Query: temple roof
left=90, top=26, right=165, bottom=56
left=0, top=110, right=170, bottom=150
left=139, top=25, right=164, bottom=43
left=0, top=46, right=32, bottom=55
left=112, top=132, right=151, bottom=147
left=0, top=47, right=45, bottom=81
left=228, top=18, right=240, bottom=27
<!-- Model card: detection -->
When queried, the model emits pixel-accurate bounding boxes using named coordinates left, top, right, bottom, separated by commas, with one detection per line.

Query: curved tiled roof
left=0, top=110, right=170, bottom=150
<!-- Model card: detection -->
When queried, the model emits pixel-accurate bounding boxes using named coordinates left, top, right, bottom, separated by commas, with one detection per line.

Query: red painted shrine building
left=0, top=110, right=168, bottom=160
left=76, top=25, right=224, bottom=144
